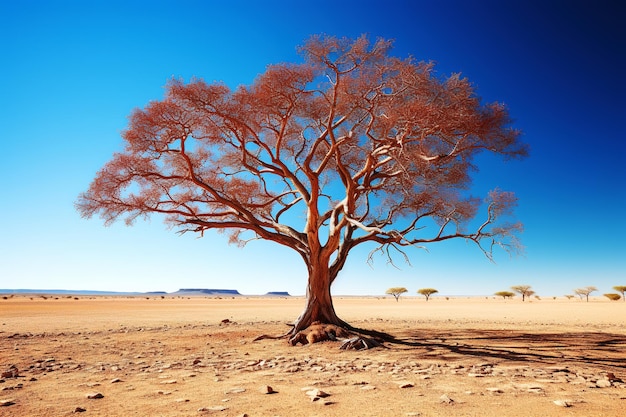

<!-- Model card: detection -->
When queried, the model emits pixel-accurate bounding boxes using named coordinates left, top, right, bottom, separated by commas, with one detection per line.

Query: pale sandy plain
left=1, top=295, right=624, bottom=416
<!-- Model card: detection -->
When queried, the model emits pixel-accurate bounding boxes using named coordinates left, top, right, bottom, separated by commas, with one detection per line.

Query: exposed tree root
left=339, top=336, right=385, bottom=350
left=253, top=321, right=385, bottom=350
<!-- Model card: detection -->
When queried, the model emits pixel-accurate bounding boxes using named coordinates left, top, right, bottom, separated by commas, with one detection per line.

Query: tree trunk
left=290, top=261, right=348, bottom=334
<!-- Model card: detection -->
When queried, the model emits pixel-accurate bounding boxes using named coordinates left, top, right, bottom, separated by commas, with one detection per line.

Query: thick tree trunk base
left=253, top=321, right=385, bottom=350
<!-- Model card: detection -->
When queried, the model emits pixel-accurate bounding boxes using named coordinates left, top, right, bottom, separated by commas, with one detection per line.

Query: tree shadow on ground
left=354, top=326, right=626, bottom=370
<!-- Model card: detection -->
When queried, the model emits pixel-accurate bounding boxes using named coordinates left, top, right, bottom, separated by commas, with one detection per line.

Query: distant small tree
left=564, top=295, right=575, bottom=300
left=613, top=286, right=626, bottom=302
left=604, top=293, right=621, bottom=301
left=494, top=291, right=515, bottom=299
left=417, top=288, right=438, bottom=301
left=574, top=286, right=597, bottom=302
left=385, top=287, right=408, bottom=302
left=511, top=285, right=534, bottom=302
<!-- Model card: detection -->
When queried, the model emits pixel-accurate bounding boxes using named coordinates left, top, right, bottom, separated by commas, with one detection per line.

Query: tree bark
left=289, top=261, right=348, bottom=335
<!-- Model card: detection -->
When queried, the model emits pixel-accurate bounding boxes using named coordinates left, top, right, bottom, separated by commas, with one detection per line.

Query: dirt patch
left=1, top=296, right=624, bottom=416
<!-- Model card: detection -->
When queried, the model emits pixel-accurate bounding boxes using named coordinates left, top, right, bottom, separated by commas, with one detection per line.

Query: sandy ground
left=0, top=295, right=624, bottom=416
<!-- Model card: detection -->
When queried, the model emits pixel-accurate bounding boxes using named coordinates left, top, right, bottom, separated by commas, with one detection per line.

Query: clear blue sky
left=1, top=0, right=624, bottom=296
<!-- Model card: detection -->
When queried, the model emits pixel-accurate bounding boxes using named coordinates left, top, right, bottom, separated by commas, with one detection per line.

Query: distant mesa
left=173, top=289, right=241, bottom=296
left=0, top=288, right=291, bottom=297
left=265, top=291, right=291, bottom=296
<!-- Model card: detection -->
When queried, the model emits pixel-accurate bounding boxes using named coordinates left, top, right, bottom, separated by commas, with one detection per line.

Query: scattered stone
left=198, top=406, right=227, bottom=412
left=607, top=373, right=623, bottom=383
left=74, top=407, right=87, bottom=413
left=225, top=388, right=246, bottom=394
left=161, top=379, right=177, bottom=384
left=439, top=394, right=454, bottom=404
left=306, top=388, right=330, bottom=398
left=86, top=393, right=104, bottom=399
left=261, top=385, right=276, bottom=394
left=1, top=365, right=18, bottom=378
left=553, top=400, right=572, bottom=407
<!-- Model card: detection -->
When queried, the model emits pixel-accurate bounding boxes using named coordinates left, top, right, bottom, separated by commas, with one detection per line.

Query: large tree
left=76, top=35, right=527, bottom=343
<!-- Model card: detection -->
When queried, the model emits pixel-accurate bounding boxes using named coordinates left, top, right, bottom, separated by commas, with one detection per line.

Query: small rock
left=0, top=399, right=16, bottom=407
left=261, top=385, right=275, bottom=394
left=161, top=379, right=177, bottom=384
left=225, top=388, right=246, bottom=394
left=439, top=394, right=454, bottom=404
left=306, top=389, right=330, bottom=398
left=361, top=385, right=377, bottom=390
left=86, top=393, right=104, bottom=399
left=487, top=387, right=504, bottom=394
left=1, top=365, right=18, bottom=379
left=398, top=382, right=414, bottom=388
left=607, top=372, right=623, bottom=383
left=74, top=407, right=87, bottom=413
left=198, top=406, right=227, bottom=412
left=111, top=378, right=122, bottom=383
left=596, top=379, right=612, bottom=388
left=553, top=400, right=572, bottom=407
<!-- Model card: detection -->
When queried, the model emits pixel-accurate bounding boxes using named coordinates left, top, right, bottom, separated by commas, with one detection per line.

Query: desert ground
left=0, top=295, right=624, bottom=416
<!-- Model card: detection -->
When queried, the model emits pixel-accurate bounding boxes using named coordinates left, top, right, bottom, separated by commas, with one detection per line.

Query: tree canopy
left=77, top=35, right=527, bottom=343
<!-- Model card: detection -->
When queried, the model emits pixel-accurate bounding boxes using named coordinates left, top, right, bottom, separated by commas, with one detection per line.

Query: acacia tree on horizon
left=613, top=286, right=626, bottom=302
left=511, top=285, right=534, bottom=302
left=76, top=35, right=527, bottom=344
left=386, top=287, right=408, bottom=302
left=417, top=288, right=439, bottom=301
left=574, top=286, right=597, bottom=302
left=494, top=291, right=515, bottom=299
